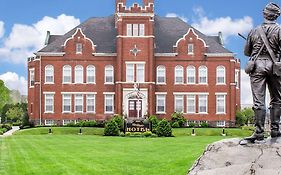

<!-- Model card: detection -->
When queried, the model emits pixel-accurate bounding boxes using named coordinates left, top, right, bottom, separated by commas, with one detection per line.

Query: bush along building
left=27, top=0, right=240, bottom=127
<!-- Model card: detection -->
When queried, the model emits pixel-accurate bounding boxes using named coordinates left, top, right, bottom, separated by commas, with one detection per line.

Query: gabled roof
left=39, top=15, right=232, bottom=54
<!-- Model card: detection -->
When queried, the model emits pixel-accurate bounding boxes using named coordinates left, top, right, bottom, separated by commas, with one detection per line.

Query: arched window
left=199, top=66, right=208, bottom=84
left=187, top=66, right=196, bottom=84
left=75, top=65, right=83, bottom=84
left=216, top=66, right=226, bottom=84
left=157, top=65, right=166, bottom=84
left=63, top=65, right=72, bottom=83
left=45, top=65, right=54, bottom=83
left=105, top=65, right=114, bottom=84
left=175, top=65, right=184, bottom=84
left=87, top=65, right=96, bottom=84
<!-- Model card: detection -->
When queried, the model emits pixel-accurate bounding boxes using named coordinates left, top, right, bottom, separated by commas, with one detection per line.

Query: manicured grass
left=0, top=127, right=252, bottom=175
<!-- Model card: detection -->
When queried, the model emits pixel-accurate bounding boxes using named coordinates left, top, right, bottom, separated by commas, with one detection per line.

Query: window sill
left=216, top=83, right=226, bottom=85
left=74, top=112, right=83, bottom=114
left=156, top=112, right=166, bottom=114
left=86, top=112, right=96, bottom=114
left=29, top=86, right=34, bottom=88
left=198, top=112, right=208, bottom=114
left=44, top=83, right=54, bottom=85
left=156, top=83, right=166, bottom=85
left=216, top=112, right=226, bottom=115
left=104, top=83, right=114, bottom=85
left=62, top=112, right=73, bottom=114
left=174, top=83, right=184, bottom=85
left=44, top=112, right=54, bottom=114
left=105, top=112, right=114, bottom=114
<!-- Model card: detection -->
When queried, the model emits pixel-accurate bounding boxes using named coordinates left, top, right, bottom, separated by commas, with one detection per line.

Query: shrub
left=1, top=124, right=12, bottom=131
left=171, top=112, right=186, bottom=127
left=143, top=131, right=152, bottom=137
left=65, top=122, right=77, bottom=127
left=171, top=121, right=180, bottom=128
left=241, top=125, right=255, bottom=131
left=156, top=119, right=172, bottom=137
left=104, top=120, right=120, bottom=136
left=119, top=132, right=125, bottom=137
left=149, top=115, right=159, bottom=134
left=125, top=132, right=131, bottom=137
left=188, top=122, right=196, bottom=128
left=112, top=115, right=124, bottom=131
left=200, top=122, right=209, bottom=128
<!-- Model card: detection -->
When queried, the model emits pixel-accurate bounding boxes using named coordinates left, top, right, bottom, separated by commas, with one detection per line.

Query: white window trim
left=104, top=65, right=114, bottom=84
left=45, top=65, right=54, bottom=84
left=104, top=94, right=114, bottom=114
left=44, top=94, right=54, bottom=113
left=62, top=65, right=72, bottom=84
left=76, top=43, right=82, bottom=54
left=175, top=65, right=184, bottom=84
left=188, top=44, right=194, bottom=55
left=75, top=65, right=84, bottom=84
left=86, top=94, right=96, bottom=113
left=198, top=95, right=208, bottom=114
left=156, top=94, right=166, bottom=114
left=217, top=121, right=226, bottom=127
left=74, top=94, right=84, bottom=113
left=235, top=69, right=240, bottom=89
left=186, top=95, right=196, bottom=114
left=216, top=66, right=226, bottom=85
left=29, top=68, right=35, bottom=88
left=156, top=65, right=166, bottom=85
left=186, top=66, right=196, bottom=84
left=174, top=95, right=184, bottom=113
left=216, top=94, right=226, bottom=114
left=86, top=65, right=96, bottom=84
left=62, top=94, right=72, bottom=113
left=136, top=64, right=145, bottom=83
left=198, top=66, right=208, bottom=85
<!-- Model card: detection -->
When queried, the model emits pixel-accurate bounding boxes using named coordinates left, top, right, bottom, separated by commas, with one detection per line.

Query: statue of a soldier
left=242, top=2, right=281, bottom=144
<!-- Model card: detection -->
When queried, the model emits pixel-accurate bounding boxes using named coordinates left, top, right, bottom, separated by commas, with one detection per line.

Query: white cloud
left=0, top=21, right=4, bottom=38
left=166, top=13, right=188, bottom=23
left=0, top=14, right=80, bottom=64
left=0, top=72, right=27, bottom=95
left=240, top=70, right=253, bottom=107
left=191, top=7, right=253, bottom=41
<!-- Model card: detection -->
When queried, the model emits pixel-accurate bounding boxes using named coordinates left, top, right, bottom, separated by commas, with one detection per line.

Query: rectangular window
left=63, top=68, right=71, bottom=83
left=45, top=120, right=55, bottom=126
left=29, top=69, right=35, bottom=87
left=45, top=94, right=54, bottom=113
left=105, top=66, right=114, bottom=84
left=175, top=95, right=184, bottom=113
left=126, top=64, right=135, bottom=82
left=216, top=94, right=226, bottom=114
left=198, top=95, right=208, bottom=113
left=105, top=94, right=114, bottom=113
left=86, top=94, right=95, bottom=113
left=235, top=69, right=239, bottom=88
left=136, top=64, right=145, bottom=82
left=217, top=121, right=226, bottom=127
left=187, top=67, right=195, bottom=84
left=76, top=43, right=82, bottom=54
left=187, top=95, right=196, bottom=113
left=75, top=94, right=83, bottom=113
left=62, top=94, right=71, bottom=113
left=133, top=24, right=139, bottom=36
left=188, top=44, right=194, bottom=54
left=156, top=95, right=166, bottom=113
left=63, top=120, right=76, bottom=126
left=139, top=24, right=145, bottom=36
left=127, top=24, right=132, bottom=36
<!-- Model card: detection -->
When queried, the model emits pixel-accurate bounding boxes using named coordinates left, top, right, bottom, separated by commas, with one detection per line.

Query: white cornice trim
left=36, top=52, right=65, bottom=56
left=173, top=92, right=209, bottom=95
left=117, top=35, right=155, bottom=38
left=116, top=13, right=154, bottom=17
left=61, top=92, right=97, bottom=95
left=205, top=53, right=235, bottom=57
left=93, top=53, right=117, bottom=57
left=155, top=53, right=178, bottom=57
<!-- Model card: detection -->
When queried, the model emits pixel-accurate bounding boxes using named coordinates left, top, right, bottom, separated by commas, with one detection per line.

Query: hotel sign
left=125, top=120, right=151, bottom=132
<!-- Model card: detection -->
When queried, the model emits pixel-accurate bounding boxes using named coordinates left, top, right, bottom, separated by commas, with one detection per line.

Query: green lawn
left=0, top=127, right=251, bottom=175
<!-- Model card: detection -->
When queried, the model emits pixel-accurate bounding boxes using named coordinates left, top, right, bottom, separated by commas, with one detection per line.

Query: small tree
left=148, top=115, right=159, bottom=133
left=243, top=107, right=254, bottom=125
left=104, top=120, right=120, bottom=136
left=235, top=110, right=247, bottom=126
left=6, top=106, right=24, bottom=123
left=171, top=112, right=186, bottom=127
left=156, top=119, right=172, bottom=137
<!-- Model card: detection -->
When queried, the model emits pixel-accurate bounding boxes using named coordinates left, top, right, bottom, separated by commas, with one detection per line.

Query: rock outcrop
left=188, top=137, right=281, bottom=175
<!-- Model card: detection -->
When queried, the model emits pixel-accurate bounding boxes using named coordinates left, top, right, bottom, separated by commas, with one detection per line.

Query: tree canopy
left=0, top=80, right=11, bottom=112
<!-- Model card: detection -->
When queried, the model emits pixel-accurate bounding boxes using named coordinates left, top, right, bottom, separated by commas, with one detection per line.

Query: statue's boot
left=244, top=109, right=266, bottom=143
left=270, top=107, right=281, bottom=138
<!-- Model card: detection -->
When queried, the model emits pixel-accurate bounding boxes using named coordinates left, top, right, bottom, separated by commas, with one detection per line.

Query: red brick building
left=28, top=0, right=240, bottom=127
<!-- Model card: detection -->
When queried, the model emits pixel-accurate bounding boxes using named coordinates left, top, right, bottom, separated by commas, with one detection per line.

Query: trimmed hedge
left=156, top=119, right=172, bottom=137
left=104, top=120, right=120, bottom=136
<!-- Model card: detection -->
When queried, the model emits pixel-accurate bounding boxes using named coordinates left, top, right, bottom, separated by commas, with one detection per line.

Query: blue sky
left=0, top=0, right=279, bottom=105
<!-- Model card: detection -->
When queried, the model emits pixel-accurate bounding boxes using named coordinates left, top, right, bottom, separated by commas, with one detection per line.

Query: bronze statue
left=241, top=2, right=281, bottom=144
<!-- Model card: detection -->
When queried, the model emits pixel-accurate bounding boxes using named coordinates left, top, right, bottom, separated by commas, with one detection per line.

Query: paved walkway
left=0, top=126, right=20, bottom=137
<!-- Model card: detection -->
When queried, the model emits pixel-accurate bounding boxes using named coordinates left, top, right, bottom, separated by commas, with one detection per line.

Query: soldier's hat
left=263, top=2, right=280, bottom=20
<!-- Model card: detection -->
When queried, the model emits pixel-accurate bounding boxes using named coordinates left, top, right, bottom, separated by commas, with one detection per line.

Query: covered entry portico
left=123, top=88, right=148, bottom=118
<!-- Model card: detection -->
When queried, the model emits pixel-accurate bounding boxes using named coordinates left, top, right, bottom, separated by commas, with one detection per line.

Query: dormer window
left=188, top=44, right=194, bottom=55
left=76, top=43, right=82, bottom=54
left=126, top=24, right=145, bottom=36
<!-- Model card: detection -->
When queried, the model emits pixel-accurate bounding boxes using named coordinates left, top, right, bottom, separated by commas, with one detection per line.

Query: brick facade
left=28, top=0, right=240, bottom=127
